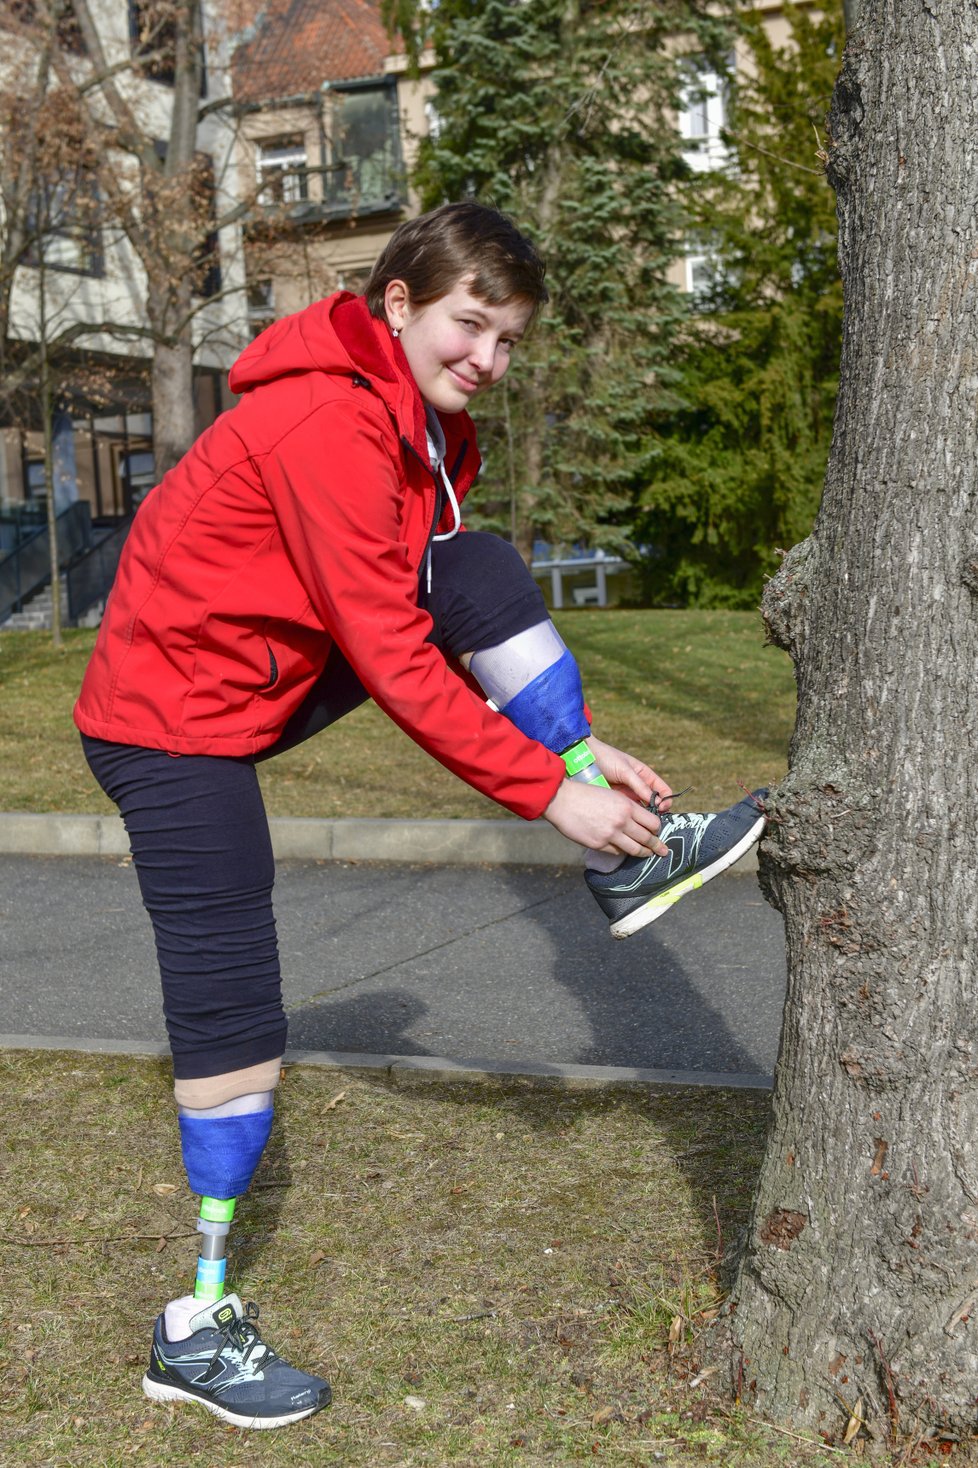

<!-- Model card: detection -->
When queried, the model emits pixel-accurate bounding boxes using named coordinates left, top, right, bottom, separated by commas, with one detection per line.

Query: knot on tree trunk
left=758, top=778, right=875, bottom=917
left=960, top=555, right=978, bottom=596
left=759, top=1208, right=807, bottom=1250
left=826, top=46, right=866, bottom=195
left=761, top=536, right=815, bottom=664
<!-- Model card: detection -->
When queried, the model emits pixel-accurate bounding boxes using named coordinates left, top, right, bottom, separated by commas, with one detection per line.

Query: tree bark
left=713, top=0, right=978, bottom=1442
left=146, top=0, right=203, bottom=479
left=148, top=287, right=195, bottom=481
left=38, top=261, right=62, bottom=651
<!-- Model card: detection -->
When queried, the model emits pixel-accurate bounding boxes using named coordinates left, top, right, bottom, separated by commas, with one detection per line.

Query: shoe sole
left=142, top=1372, right=331, bottom=1429
left=609, top=811, right=766, bottom=940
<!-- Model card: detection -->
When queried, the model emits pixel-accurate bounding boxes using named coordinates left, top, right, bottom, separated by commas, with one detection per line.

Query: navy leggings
left=83, top=532, right=548, bottom=1081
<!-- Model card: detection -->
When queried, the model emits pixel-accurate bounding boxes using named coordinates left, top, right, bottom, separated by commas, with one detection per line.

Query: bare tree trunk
left=148, top=282, right=195, bottom=481
left=711, top=0, right=978, bottom=1442
left=38, top=262, right=63, bottom=651
left=147, top=0, right=203, bottom=479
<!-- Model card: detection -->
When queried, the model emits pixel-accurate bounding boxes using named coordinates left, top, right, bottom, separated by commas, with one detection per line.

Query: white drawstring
left=426, top=464, right=461, bottom=591
left=433, top=461, right=461, bottom=541
left=425, top=414, right=461, bottom=592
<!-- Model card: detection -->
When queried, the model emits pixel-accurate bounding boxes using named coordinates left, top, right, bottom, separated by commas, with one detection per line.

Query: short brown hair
left=365, top=200, right=548, bottom=320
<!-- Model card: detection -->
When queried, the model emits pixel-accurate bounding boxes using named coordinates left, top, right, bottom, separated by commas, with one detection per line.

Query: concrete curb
left=0, top=810, right=759, bottom=872
left=0, top=1032, right=773, bottom=1093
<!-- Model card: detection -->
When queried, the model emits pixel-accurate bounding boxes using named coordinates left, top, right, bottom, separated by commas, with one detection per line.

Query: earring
left=392, top=327, right=400, bottom=339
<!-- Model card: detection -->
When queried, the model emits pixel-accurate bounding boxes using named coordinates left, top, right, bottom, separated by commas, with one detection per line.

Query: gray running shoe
left=585, top=788, right=768, bottom=938
left=142, top=1293, right=332, bottom=1429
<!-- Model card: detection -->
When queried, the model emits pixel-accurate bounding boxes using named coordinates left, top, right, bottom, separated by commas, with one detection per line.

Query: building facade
left=230, top=0, right=432, bottom=334
left=0, top=0, right=248, bottom=531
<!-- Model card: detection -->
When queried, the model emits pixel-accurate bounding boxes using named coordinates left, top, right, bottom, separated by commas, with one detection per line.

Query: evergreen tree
left=386, top=0, right=728, bottom=563
left=634, top=2, right=845, bottom=607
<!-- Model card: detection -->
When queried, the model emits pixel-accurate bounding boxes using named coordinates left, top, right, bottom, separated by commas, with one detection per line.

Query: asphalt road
left=0, top=852, right=786, bottom=1078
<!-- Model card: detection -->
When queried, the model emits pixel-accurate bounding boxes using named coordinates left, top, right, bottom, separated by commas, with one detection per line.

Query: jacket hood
left=229, top=291, right=433, bottom=453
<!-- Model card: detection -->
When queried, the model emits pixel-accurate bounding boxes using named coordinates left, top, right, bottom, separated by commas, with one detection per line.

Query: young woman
left=75, top=201, right=765, bottom=1429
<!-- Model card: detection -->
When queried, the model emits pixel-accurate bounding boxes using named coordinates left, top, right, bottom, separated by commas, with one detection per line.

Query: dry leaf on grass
left=688, top=1366, right=719, bottom=1389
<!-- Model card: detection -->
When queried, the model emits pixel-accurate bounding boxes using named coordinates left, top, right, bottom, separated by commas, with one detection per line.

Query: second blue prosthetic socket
left=178, top=1108, right=274, bottom=1199
left=499, top=648, right=591, bottom=754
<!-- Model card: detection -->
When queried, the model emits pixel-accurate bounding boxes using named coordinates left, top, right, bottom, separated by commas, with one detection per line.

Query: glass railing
left=0, top=502, right=93, bottom=624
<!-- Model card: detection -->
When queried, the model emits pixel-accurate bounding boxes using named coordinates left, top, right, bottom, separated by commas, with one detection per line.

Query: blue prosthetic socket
left=498, top=648, right=591, bottom=755
left=178, top=1107, right=274, bottom=1200
left=469, top=624, right=607, bottom=789
left=177, top=1091, right=275, bottom=1303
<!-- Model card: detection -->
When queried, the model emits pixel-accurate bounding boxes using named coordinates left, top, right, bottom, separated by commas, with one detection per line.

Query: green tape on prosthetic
left=200, top=1196, right=236, bottom=1223
left=561, top=739, right=610, bottom=787
left=194, top=1196, right=236, bottom=1301
left=194, top=1258, right=226, bottom=1302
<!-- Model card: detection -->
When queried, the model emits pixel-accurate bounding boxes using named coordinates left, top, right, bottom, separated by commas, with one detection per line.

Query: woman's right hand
left=541, top=779, right=669, bottom=857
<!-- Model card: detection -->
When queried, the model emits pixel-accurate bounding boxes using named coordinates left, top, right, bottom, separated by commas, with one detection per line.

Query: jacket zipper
left=401, top=433, right=448, bottom=570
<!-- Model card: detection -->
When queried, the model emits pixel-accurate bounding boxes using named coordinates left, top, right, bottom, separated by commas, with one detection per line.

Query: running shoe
left=142, top=1293, right=332, bottom=1429
left=585, top=788, right=768, bottom=939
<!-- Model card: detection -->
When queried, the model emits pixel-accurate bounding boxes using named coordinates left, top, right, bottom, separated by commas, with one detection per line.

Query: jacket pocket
left=257, top=643, right=279, bottom=691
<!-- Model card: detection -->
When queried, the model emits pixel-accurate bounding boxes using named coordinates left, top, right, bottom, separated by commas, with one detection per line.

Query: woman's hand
left=541, top=778, right=670, bottom=857
left=585, top=735, right=672, bottom=813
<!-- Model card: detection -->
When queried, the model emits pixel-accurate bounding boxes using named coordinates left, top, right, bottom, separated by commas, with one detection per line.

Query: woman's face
left=385, top=275, right=534, bottom=414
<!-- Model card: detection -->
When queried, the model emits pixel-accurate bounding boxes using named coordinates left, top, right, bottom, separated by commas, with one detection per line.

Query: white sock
left=164, top=1293, right=204, bottom=1341
left=585, top=850, right=625, bottom=873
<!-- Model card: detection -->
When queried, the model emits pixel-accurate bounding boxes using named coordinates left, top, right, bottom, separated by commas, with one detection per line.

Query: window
left=247, top=278, right=275, bottom=335
left=679, top=59, right=730, bottom=174
left=129, top=0, right=176, bottom=84
left=191, top=153, right=221, bottom=298
left=27, top=166, right=103, bottom=276
left=23, top=459, right=47, bottom=502
left=128, top=1, right=206, bottom=91
left=9, top=0, right=85, bottom=53
left=685, top=250, right=715, bottom=301
left=120, top=450, right=156, bottom=510
left=257, top=137, right=309, bottom=207
left=424, top=99, right=441, bottom=143
left=324, top=83, right=403, bottom=216
left=682, top=232, right=738, bottom=306
left=336, top=268, right=369, bottom=295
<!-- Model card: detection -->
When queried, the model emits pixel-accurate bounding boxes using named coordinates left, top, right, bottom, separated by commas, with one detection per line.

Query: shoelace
left=652, top=786, right=692, bottom=821
left=210, top=1302, right=276, bottom=1374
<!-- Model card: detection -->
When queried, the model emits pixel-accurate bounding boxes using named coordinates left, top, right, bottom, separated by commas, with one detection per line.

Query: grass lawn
left=0, top=612, right=796, bottom=818
left=0, top=1050, right=862, bottom=1468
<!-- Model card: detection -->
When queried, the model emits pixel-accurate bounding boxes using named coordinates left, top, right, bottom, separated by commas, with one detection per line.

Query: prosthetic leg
left=142, top=1079, right=332, bottom=1428
left=161, top=1089, right=275, bottom=1337
left=469, top=622, right=607, bottom=786
left=469, top=621, right=623, bottom=872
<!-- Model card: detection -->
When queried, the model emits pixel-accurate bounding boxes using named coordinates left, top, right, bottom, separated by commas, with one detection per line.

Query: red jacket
left=74, top=293, right=565, bottom=820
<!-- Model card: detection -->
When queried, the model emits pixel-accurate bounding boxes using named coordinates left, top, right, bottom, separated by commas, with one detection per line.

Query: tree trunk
left=714, top=0, right=978, bottom=1442
left=37, top=256, right=62, bottom=650
left=147, top=0, right=203, bottom=482
left=149, top=293, right=195, bottom=482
